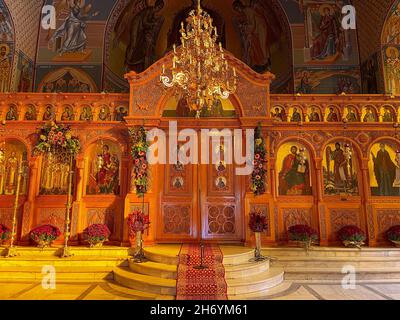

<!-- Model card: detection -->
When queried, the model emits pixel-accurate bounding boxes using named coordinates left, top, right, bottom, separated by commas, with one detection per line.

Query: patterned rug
left=176, top=244, right=228, bottom=300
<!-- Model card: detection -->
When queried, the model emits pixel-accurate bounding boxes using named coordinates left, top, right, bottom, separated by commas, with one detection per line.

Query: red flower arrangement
left=386, top=225, right=400, bottom=242
left=338, top=225, right=366, bottom=243
left=127, top=209, right=150, bottom=235
left=250, top=124, right=267, bottom=196
left=129, top=126, right=149, bottom=196
left=288, top=224, right=318, bottom=243
left=249, top=210, right=268, bottom=233
left=0, top=224, right=11, bottom=242
left=83, top=224, right=111, bottom=246
left=30, top=224, right=61, bottom=247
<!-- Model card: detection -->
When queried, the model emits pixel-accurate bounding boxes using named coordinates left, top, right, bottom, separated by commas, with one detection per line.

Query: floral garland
left=129, top=126, right=149, bottom=196
left=127, top=209, right=150, bottom=235
left=250, top=124, right=267, bottom=196
left=34, top=122, right=81, bottom=156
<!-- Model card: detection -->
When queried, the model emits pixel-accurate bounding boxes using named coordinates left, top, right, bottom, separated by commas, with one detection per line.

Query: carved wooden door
left=157, top=130, right=244, bottom=243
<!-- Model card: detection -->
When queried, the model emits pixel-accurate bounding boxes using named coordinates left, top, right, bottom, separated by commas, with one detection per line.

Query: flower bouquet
left=34, top=122, right=81, bottom=156
left=83, top=224, right=111, bottom=248
left=338, top=225, right=366, bottom=249
left=127, top=209, right=150, bottom=262
left=129, top=126, right=149, bottom=197
left=386, top=225, right=400, bottom=247
left=0, top=224, right=11, bottom=245
left=249, top=210, right=268, bottom=261
left=288, top=224, right=318, bottom=250
left=30, top=224, right=61, bottom=248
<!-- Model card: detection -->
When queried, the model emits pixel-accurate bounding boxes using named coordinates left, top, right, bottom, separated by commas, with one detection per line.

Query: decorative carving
left=329, top=209, right=360, bottom=240
left=39, top=208, right=65, bottom=232
left=87, top=208, right=115, bottom=234
left=163, top=204, right=191, bottom=235
left=282, top=208, right=311, bottom=240
left=207, top=205, right=236, bottom=234
left=377, top=209, right=400, bottom=241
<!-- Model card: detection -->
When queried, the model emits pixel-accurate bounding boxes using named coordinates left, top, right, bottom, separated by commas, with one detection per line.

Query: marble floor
left=1, top=280, right=399, bottom=300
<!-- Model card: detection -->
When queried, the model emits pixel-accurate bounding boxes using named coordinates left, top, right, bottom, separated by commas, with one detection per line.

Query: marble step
left=0, top=256, right=128, bottom=267
left=226, top=268, right=284, bottom=296
left=103, top=281, right=175, bottom=300
left=0, top=266, right=113, bottom=280
left=228, top=281, right=293, bottom=300
left=224, top=260, right=270, bottom=279
left=143, top=248, right=179, bottom=266
left=271, top=256, right=400, bottom=268
left=262, top=247, right=400, bottom=258
left=221, top=248, right=255, bottom=265
left=113, top=266, right=177, bottom=296
left=0, top=246, right=131, bottom=258
left=129, top=260, right=177, bottom=279
left=283, top=267, right=400, bottom=280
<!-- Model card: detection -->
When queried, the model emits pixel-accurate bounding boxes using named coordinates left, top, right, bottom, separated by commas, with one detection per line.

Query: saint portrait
left=277, top=143, right=312, bottom=196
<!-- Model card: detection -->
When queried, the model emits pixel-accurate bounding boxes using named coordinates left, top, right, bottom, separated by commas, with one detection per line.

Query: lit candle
left=173, top=57, right=176, bottom=68
left=233, top=67, right=236, bottom=77
left=173, top=44, right=176, bottom=54
left=162, top=64, right=165, bottom=74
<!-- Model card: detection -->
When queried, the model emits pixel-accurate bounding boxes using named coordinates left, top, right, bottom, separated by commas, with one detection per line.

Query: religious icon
left=278, top=145, right=311, bottom=195
left=43, top=105, right=55, bottom=121
left=61, top=105, right=75, bottom=121
left=394, top=151, right=400, bottom=193
left=309, top=107, right=320, bottom=122
left=0, top=8, right=14, bottom=42
left=215, top=176, right=227, bottom=189
left=324, top=142, right=358, bottom=195
left=271, top=107, right=286, bottom=122
left=216, top=161, right=226, bottom=172
left=49, top=0, right=96, bottom=56
left=24, top=105, right=37, bottom=121
left=310, top=4, right=343, bottom=61
left=87, top=143, right=120, bottom=195
left=291, top=107, right=302, bottom=122
left=371, top=143, right=397, bottom=196
left=40, top=152, right=71, bottom=195
left=326, top=107, right=339, bottom=122
left=172, top=176, right=184, bottom=189
left=0, top=43, right=10, bottom=92
left=4, top=151, right=18, bottom=195
left=382, top=107, right=394, bottom=122
left=345, top=107, right=358, bottom=122
left=98, top=106, right=111, bottom=121
left=114, top=0, right=165, bottom=73
left=296, top=71, right=312, bottom=94
left=363, top=107, right=377, bottom=122
left=114, top=106, right=128, bottom=121
left=232, top=0, right=271, bottom=73
left=5, top=105, right=18, bottom=121
left=80, top=105, right=93, bottom=121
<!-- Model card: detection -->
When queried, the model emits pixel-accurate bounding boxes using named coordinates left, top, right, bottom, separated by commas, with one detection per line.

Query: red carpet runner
left=176, top=244, right=228, bottom=300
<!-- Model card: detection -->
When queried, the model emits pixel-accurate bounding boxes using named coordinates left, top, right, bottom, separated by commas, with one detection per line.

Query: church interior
left=0, top=0, right=400, bottom=301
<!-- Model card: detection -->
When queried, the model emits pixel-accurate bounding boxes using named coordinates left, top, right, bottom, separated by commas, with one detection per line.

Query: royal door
left=155, top=126, right=245, bottom=243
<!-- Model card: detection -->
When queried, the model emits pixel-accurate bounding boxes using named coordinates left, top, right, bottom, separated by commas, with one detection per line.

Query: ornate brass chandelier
left=160, top=0, right=238, bottom=118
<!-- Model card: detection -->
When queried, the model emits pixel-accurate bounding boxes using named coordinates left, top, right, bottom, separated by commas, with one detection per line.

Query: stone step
left=228, top=281, right=293, bottom=300
left=113, top=266, right=177, bottom=296
left=0, top=246, right=131, bottom=258
left=226, top=268, right=284, bottom=296
left=224, top=260, right=270, bottom=279
left=104, top=281, right=175, bottom=300
left=262, top=247, right=400, bottom=258
left=129, top=260, right=177, bottom=279
left=271, top=256, right=400, bottom=268
left=220, top=248, right=255, bottom=265
left=283, top=267, right=400, bottom=280
left=143, top=248, right=180, bottom=265
left=0, top=256, right=128, bottom=267
left=0, top=266, right=113, bottom=281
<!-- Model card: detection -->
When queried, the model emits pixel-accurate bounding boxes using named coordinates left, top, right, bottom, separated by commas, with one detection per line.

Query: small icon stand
left=193, top=242, right=208, bottom=270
